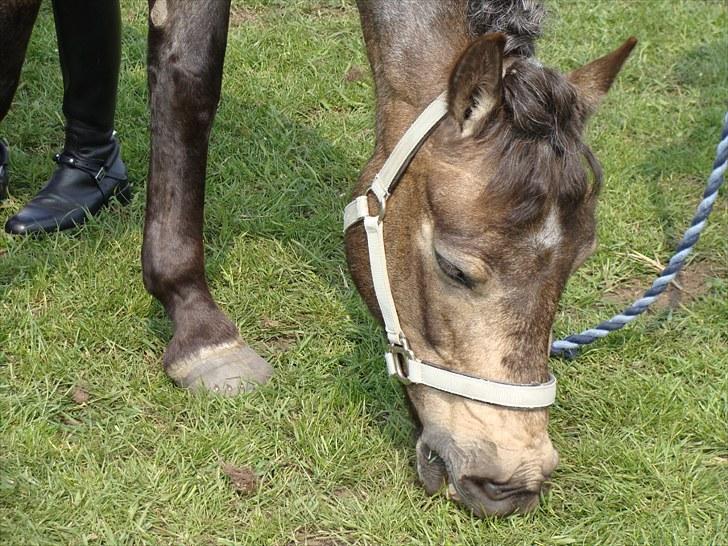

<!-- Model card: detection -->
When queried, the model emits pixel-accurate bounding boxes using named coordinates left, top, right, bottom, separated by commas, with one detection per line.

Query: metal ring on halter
left=367, top=186, right=388, bottom=222
left=388, top=338, right=415, bottom=385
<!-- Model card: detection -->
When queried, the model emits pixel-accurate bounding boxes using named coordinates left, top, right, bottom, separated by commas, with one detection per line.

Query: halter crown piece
left=343, top=93, right=556, bottom=409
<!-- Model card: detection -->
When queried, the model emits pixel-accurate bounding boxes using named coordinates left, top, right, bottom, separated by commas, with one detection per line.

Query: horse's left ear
left=448, top=33, right=505, bottom=137
left=568, top=37, right=637, bottom=113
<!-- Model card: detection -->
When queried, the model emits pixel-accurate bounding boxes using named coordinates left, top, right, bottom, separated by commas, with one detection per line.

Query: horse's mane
left=467, top=0, right=545, bottom=56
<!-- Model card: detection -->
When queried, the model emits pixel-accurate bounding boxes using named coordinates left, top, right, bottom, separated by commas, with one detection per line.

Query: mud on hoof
left=166, top=340, right=273, bottom=396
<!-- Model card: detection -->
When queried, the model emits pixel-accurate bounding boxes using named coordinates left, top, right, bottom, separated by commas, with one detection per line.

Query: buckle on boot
left=94, top=166, right=107, bottom=182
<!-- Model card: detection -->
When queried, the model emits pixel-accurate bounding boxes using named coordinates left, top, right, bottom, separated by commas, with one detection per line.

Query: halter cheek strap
left=343, top=92, right=557, bottom=409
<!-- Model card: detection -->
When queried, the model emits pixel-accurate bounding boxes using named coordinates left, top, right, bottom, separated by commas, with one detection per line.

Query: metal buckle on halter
left=387, top=336, right=415, bottom=385
left=367, top=181, right=388, bottom=222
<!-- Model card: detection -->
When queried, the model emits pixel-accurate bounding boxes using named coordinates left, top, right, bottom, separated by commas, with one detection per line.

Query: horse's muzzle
left=416, top=437, right=558, bottom=517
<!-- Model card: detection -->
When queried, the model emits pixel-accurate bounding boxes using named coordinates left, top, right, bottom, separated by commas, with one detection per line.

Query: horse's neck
left=359, top=1, right=468, bottom=152
left=359, top=0, right=543, bottom=150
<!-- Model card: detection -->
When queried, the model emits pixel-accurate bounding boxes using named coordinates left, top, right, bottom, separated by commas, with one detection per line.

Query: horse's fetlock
left=142, top=254, right=193, bottom=303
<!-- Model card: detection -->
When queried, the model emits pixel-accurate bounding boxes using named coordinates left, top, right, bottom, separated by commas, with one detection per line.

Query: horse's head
left=346, top=33, right=635, bottom=516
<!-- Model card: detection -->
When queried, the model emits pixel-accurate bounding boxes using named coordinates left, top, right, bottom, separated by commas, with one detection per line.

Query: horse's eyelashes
left=435, top=251, right=474, bottom=289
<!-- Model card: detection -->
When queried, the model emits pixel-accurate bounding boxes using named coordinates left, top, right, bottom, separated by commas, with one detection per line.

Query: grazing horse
left=344, top=1, right=635, bottom=515
left=1, top=0, right=634, bottom=516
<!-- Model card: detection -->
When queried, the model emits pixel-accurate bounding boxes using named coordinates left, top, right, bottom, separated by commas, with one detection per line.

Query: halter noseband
left=343, top=92, right=556, bottom=409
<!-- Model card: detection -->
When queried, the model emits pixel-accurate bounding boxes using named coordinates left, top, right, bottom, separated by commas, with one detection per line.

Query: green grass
left=1, top=0, right=726, bottom=544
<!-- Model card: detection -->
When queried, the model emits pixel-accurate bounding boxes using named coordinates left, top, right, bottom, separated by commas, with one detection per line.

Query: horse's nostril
left=455, top=475, right=544, bottom=516
left=462, top=476, right=542, bottom=503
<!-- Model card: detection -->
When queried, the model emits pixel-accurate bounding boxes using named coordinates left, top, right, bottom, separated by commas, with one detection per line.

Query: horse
left=2, top=0, right=635, bottom=516
left=343, top=1, right=635, bottom=515
left=149, top=0, right=634, bottom=517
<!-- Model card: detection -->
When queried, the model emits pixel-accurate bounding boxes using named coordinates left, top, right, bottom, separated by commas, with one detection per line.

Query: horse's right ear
left=448, top=33, right=505, bottom=137
left=568, top=37, right=637, bottom=113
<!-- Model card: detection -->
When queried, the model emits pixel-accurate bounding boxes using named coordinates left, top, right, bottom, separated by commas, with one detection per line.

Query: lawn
left=0, top=0, right=726, bottom=544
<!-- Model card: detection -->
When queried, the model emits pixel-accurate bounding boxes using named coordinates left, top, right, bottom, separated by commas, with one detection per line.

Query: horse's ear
left=568, top=37, right=637, bottom=112
left=448, top=33, right=505, bottom=137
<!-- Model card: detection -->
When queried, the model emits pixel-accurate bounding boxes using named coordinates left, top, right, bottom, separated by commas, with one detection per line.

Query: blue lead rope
left=551, top=112, right=728, bottom=359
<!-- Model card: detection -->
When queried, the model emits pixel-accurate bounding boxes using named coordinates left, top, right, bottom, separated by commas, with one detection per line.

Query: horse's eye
left=435, top=251, right=473, bottom=288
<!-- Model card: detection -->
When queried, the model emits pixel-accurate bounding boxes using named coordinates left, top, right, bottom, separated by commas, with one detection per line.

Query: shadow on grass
left=638, top=36, right=728, bottom=245
left=133, top=79, right=415, bottom=450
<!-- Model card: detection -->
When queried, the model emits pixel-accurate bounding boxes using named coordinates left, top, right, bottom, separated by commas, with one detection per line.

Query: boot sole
left=112, top=180, right=133, bottom=206
left=4, top=178, right=132, bottom=235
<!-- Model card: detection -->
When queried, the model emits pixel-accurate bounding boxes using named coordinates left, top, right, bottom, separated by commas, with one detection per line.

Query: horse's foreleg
left=1, top=1, right=41, bottom=200
left=143, top=0, right=272, bottom=395
left=0, top=1, right=41, bottom=121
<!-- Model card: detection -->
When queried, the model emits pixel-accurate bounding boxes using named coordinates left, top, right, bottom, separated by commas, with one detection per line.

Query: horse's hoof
left=166, top=340, right=273, bottom=396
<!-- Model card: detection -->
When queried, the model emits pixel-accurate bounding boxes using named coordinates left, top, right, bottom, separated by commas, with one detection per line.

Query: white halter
left=343, top=93, right=556, bottom=409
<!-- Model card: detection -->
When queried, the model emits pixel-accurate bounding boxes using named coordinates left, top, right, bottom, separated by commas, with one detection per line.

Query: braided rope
left=551, top=112, right=728, bottom=358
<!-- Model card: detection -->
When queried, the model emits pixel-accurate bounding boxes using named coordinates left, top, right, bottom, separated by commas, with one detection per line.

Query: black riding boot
left=5, top=0, right=129, bottom=235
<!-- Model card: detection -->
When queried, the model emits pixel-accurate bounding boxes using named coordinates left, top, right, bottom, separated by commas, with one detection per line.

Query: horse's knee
left=170, top=63, right=220, bottom=125
left=148, top=51, right=222, bottom=142
left=147, top=1, right=227, bottom=127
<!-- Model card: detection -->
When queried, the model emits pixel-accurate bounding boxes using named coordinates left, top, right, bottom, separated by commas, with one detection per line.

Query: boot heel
left=114, top=182, right=133, bottom=206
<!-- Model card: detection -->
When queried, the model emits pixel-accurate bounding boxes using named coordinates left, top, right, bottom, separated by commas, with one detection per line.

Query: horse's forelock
left=468, top=62, right=598, bottom=227
left=501, top=61, right=584, bottom=153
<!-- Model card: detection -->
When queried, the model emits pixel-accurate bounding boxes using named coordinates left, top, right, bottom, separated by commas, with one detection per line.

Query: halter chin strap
left=343, top=92, right=557, bottom=409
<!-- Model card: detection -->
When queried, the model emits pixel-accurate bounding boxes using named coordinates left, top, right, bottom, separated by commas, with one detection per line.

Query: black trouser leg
left=53, top=0, right=121, bottom=151
left=0, top=0, right=43, bottom=200
left=5, top=0, right=129, bottom=235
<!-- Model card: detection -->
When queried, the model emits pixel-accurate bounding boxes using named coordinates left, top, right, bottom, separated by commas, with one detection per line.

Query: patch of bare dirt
left=269, top=335, right=298, bottom=352
left=60, top=415, right=83, bottom=426
left=221, top=462, right=259, bottom=496
left=330, top=485, right=354, bottom=499
left=70, top=385, right=90, bottom=405
left=260, top=316, right=282, bottom=330
left=260, top=316, right=299, bottom=352
left=344, top=65, right=366, bottom=83
left=604, top=260, right=725, bottom=312
left=230, top=5, right=260, bottom=26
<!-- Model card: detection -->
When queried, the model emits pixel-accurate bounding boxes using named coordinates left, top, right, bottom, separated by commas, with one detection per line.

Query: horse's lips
left=417, top=443, right=462, bottom=502
left=416, top=440, right=450, bottom=495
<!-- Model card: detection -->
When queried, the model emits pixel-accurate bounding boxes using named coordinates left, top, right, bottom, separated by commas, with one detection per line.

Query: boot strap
left=54, top=142, right=120, bottom=184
